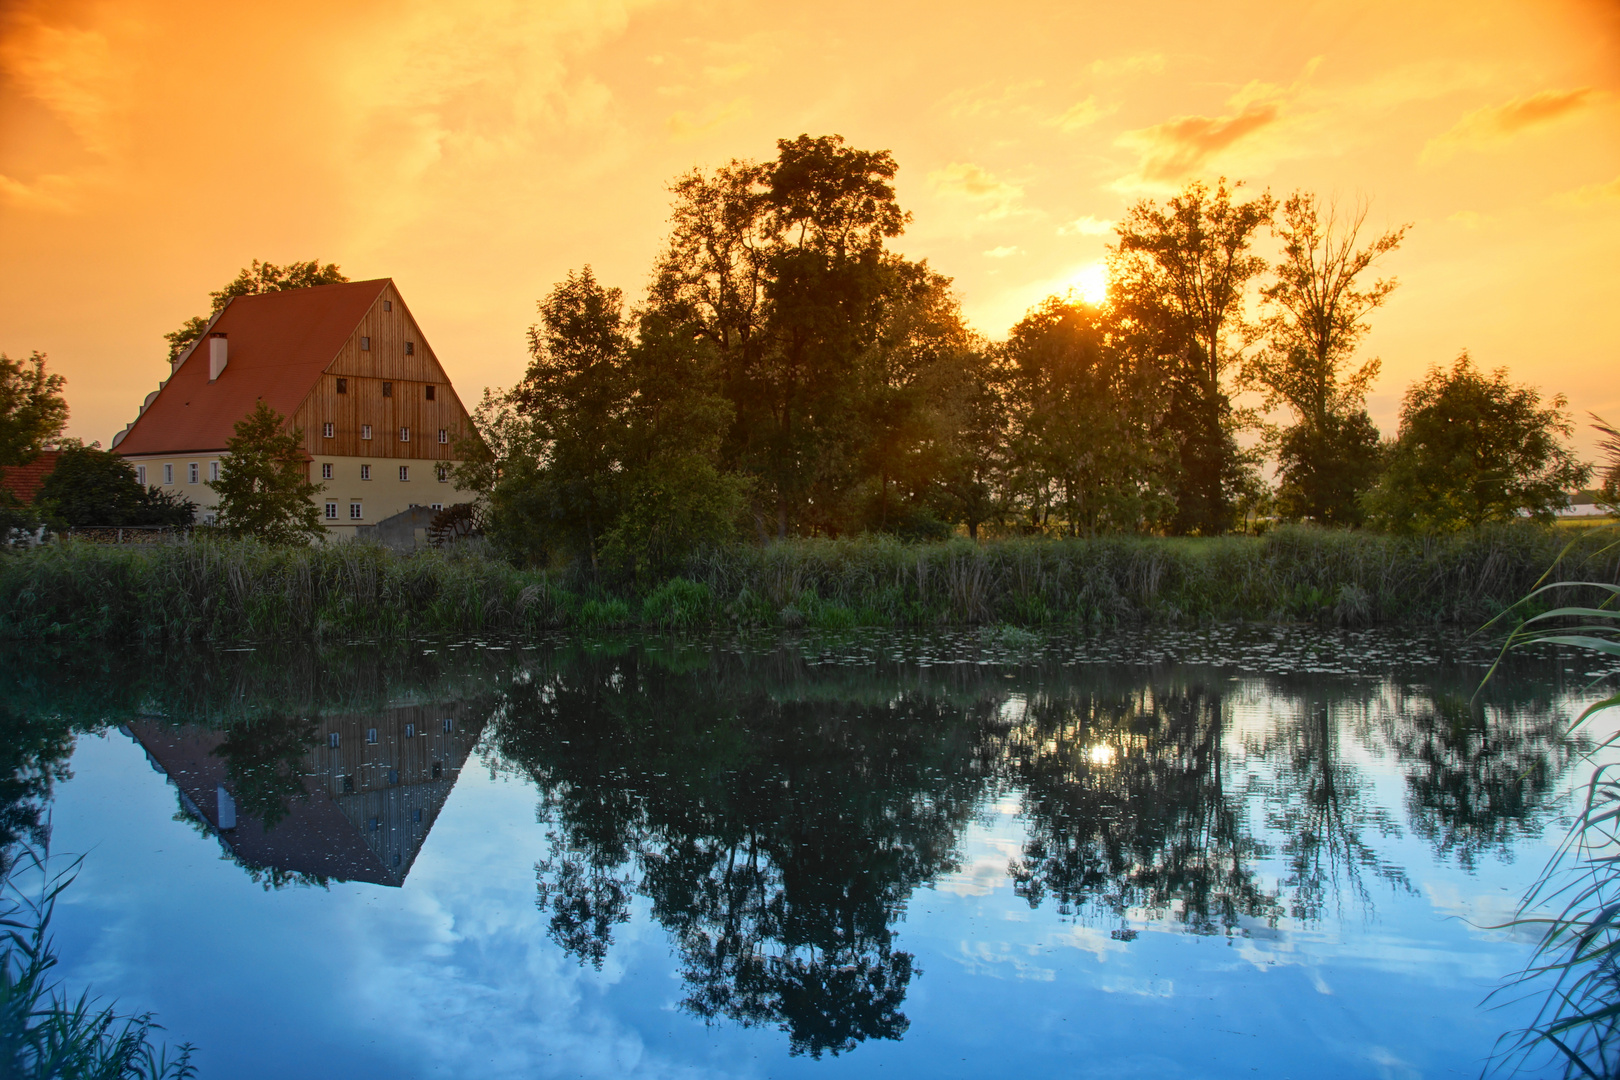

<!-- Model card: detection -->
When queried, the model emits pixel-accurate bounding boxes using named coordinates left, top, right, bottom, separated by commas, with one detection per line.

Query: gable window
left=361, top=424, right=372, bottom=440
left=399, top=465, right=410, bottom=482
left=437, top=428, right=447, bottom=444
left=424, top=384, right=434, bottom=400
left=336, top=377, right=348, bottom=394
left=442, top=718, right=453, bottom=733
left=360, top=336, right=371, bottom=351
left=209, top=461, right=220, bottom=482
left=382, top=381, right=392, bottom=398
left=324, top=502, right=337, bottom=520
left=405, top=724, right=415, bottom=738
left=399, top=427, right=410, bottom=442
left=329, top=732, right=341, bottom=748
left=136, top=465, right=146, bottom=486
left=321, top=462, right=333, bottom=479
left=188, top=462, right=198, bottom=484
left=350, top=501, right=363, bottom=519
left=360, top=464, right=371, bottom=481
left=322, top=422, right=334, bottom=438
left=366, top=728, right=378, bottom=744
left=405, top=342, right=415, bottom=356
left=163, top=464, right=173, bottom=485
left=384, top=300, right=392, bottom=312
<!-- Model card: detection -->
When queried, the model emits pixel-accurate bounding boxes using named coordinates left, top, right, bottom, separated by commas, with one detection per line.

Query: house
left=111, top=279, right=480, bottom=535
left=124, top=703, right=483, bottom=887
left=0, top=448, right=61, bottom=506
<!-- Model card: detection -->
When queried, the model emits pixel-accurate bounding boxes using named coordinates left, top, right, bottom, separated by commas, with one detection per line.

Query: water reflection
left=0, top=631, right=1606, bottom=1063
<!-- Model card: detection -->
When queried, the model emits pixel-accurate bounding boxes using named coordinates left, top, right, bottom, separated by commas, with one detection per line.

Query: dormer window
left=361, top=336, right=371, bottom=351
left=382, top=381, right=392, bottom=398
left=336, top=378, right=348, bottom=394
left=405, top=342, right=415, bottom=356
left=424, top=385, right=435, bottom=400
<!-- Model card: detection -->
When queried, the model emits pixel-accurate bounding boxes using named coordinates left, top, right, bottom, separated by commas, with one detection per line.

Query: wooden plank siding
left=290, top=281, right=476, bottom=462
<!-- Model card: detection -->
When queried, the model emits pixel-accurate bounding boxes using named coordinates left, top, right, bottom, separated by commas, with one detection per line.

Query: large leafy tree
left=210, top=400, right=325, bottom=543
left=1248, top=195, right=1406, bottom=525
left=1364, top=353, right=1589, bottom=532
left=36, top=441, right=194, bottom=526
left=1110, top=179, right=1274, bottom=535
left=165, top=259, right=348, bottom=363
left=0, top=351, right=68, bottom=470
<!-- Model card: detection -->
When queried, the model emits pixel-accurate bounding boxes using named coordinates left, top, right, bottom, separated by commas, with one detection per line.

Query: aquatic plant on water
left=1, top=846, right=196, bottom=1080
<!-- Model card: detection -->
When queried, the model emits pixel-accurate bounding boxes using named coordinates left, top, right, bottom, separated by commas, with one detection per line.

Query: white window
left=322, top=422, right=334, bottom=438
left=360, top=336, right=371, bottom=351
left=405, top=724, right=415, bottom=738
left=350, top=502, right=362, bottom=520
left=163, top=463, right=173, bottom=485
left=361, top=424, right=372, bottom=440
left=430, top=503, right=443, bottom=511
left=187, top=463, right=197, bottom=484
left=366, top=728, right=378, bottom=744
left=324, top=502, right=337, bottom=519
left=321, top=462, right=332, bottom=479
left=209, top=460, right=219, bottom=482
left=202, top=512, right=217, bottom=526
left=329, top=732, right=341, bottom=748
left=436, top=464, right=449, bottom=483
left=399, top=465, right=409, bottom=482
left=360, top=464, right=371, bottom=481
left=442, top=718, right=453, bottom=733
left=136, top=465, right=146, bottom=486
left=438, top=429, right=448, bottom=444
left=399, top=427, right=410, bottom=442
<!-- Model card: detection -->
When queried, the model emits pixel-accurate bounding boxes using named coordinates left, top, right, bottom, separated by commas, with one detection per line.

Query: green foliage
left=1593, top=415, right=1620, bottom=514
left=210, top=400, right=325, bottom=544
left=1274, top=410, right=1382, bottom=526
left=2, top=848, right=196, bottom=1080
left=35, top=442, right=194, bottom=528
left=0, top=353, right=68, bottom=473
left=164, top=259, right=347, bottom=362
left=1365, top=353, right=1590, bottom=533
left=640, top=578, right=715, bottom=629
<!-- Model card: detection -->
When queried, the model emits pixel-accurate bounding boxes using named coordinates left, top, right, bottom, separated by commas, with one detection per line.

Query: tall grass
left=2, top=847, right=196, bottom=1080
left=1, top=525, right=1616, bottom=643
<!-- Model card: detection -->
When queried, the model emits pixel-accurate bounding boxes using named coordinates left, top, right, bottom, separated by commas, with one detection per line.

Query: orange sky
left=2, top=0, right=1617, bottom=458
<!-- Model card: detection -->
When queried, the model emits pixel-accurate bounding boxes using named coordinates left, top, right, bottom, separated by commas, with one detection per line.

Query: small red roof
left=115, top=279, right=389, bottom=456
left=0, top=450, right=61, bottom=505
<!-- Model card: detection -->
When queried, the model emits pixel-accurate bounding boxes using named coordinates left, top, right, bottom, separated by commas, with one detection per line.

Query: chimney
left=209, top=333, right=228, bottom=381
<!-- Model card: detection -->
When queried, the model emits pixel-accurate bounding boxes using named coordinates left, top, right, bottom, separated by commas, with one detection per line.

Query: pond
left=3, top=626, right=1616, bottom=1079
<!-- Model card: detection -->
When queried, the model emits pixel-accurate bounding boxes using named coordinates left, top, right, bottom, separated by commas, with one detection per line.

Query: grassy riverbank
left=1, top=525, right=1615, bottom=642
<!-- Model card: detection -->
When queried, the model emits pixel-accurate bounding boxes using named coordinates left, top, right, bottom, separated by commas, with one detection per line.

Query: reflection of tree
left=210, top=716, right=318, bottom=829
left=1381, top=689, right=1577, bottom=872
left=1005, top=681, right=1278, bottom=935
left=491, top=647, right=1005, bottom=1058
left=0, top=706, right=75, bottom=877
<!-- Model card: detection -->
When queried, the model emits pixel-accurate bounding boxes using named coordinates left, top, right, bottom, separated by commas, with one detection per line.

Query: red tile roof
left=114, top=279, right=389, bottom=456
left=0, top=450, right=61, bottom=505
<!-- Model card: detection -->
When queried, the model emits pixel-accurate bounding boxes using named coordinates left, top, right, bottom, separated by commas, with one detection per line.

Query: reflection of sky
left=42, top=699, right=1577, bottom=1080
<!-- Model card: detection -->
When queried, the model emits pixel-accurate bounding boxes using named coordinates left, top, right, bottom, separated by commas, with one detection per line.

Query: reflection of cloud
left=936, top=835, right=1022, bottom=896
left=1424, top=882, right=1541, bottom=944
left=666, top=97, right=751, bottom=140
left=956, top=940, right=1056, bottom=981
left=1049, top=95, right=1116, bottom=132
left=1057, top=215, right=1114, bottom=236
left=1423, top=88, right=1597, bottom=161
left=1089, top=53, right=1165, bottom=78
left=928, top=161, right=1025, bottom=219
left=983, top=245, right=1020, bottom=258
left=1116, top=102, right=1282, bottom=185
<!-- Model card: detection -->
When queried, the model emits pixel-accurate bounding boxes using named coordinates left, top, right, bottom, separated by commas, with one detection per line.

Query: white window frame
left=360, top=464, right=371, bottom=481
left=324, top=502, right=338, bottom=520
left=321, top=462, right=333, bottom=479
left=209, top=460, right=219, bottom=482
left=136, top=465, right=146, bottom=486
left=350, top=502, right=363, bottom=520
left=399, top=465, right=409, bottom=482
left=322, top=422, right=334, bottom=438
left=361, top=424, right=372, bottom=440
left=163, top=463, right=173, bottom=485
left=436, top=464, right=449, bottom=483
left=399, top=427, right=410, bottom=442
left=438, top=428, right=448, bottom=444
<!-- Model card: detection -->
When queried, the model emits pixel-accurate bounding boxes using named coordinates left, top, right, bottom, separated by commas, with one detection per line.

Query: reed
left=0, top=525, right=1615, bottom=643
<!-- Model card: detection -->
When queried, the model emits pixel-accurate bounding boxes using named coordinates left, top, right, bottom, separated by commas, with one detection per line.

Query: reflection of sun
left=1073, top=262, right=1108, bottom=305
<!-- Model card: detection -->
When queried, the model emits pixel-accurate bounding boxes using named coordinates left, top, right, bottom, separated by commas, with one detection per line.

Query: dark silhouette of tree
left=1364, top=353, right=1589, bottom=532
left=209, top=716, right=319, bottom=830
left=210, top=400, right=325, bottom=543
left=35, top=440, right=193, bottom=527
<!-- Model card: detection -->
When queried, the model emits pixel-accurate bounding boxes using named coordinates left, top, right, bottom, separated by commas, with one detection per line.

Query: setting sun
left=1072, top=262, right=1109, bottom=306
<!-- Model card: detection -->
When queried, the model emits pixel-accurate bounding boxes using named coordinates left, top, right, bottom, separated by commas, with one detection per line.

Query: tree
left=210, top=400, right=325, bottom=543
left=35, top=441, right=194, bottom=527
left=0, top=351, right=68, bottom=469
left=1364, top=353, right=1590, bottom=532
left=1593, top=415, right=1620, bottom=513
left=164, top=259, right=347, bottom=363
left=1110, top=179, right=1275, bottom=534
left=1248, top=195, right=1406, bottom=525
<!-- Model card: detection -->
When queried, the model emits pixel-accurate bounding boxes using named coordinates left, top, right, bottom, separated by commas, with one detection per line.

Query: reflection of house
left=125, top=704, right=483, bottom=887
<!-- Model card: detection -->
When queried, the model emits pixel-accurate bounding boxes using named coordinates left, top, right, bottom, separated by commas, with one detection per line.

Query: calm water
left=3, top=627, right=1617, bottom=1079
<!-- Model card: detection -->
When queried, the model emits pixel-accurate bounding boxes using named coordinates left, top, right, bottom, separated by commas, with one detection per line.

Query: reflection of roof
left=114, top=280, right=389, bottom=456
left=0, top=450, right=60, bottom=504
left=125, top=704, right=479, bottom=887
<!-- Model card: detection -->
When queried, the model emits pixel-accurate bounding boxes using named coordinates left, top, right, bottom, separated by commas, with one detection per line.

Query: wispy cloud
left=1553, top=175, right=1620, bottom=206
left=1089, top=53, right=1165, bottom=78
left=929, top=162, right=1025, bottom=219
left=1057, top=215, right=1114, bottom=236
left=666, top=97, right=750, bottom=141
left=1424, top=88, right=1597, bottom=162
left=1048, top=95, right=1117, bottom=132
left=1115, top=102, right=1282, bottom=185
left=942, top=80, right=1045, bottom=120
left=983, top=245, right=1021, bottom=258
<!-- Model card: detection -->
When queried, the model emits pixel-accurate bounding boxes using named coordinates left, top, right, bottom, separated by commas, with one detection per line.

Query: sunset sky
left=2, top=0, right=1616, bottom=457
